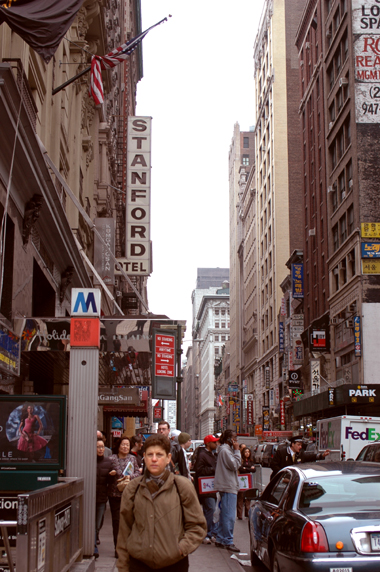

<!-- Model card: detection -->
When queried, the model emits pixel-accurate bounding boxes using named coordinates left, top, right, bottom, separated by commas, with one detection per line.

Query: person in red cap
left=193, top=434, right=219, bottom=543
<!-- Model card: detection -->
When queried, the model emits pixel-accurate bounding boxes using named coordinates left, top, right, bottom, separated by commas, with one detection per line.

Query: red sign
left=280, top=399, right=285, bottom=429
left=255, top=424, right=263, bottom=436
left=155, top=334, right=175, bottom=377
left=70, top=318, right=100, bottom=347
left=153, top=406, right=162, bottom=420
left=112, top=429, right=122, bottom=438
left=263, top=431, right=293, bottom=438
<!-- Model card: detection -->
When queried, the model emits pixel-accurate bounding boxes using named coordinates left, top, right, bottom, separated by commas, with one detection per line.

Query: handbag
left=117, top=475, right=131, bottom=492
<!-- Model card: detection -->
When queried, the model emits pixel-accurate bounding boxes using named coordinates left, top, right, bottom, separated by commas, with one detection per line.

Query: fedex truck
left=317, top=415, right=380, bottom=461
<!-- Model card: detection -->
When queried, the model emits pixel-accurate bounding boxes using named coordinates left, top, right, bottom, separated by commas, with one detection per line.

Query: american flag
left=90, top=17, right=168, bottom=105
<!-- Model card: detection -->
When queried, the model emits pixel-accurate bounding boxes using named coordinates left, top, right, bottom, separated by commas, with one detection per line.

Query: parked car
left=261, top=442, right=279, bottom=467
left=246, top=461, right=380, bottom=571
left=253, top=443, right=266, bottom=464
left=356, top=441, right=380, bottom=462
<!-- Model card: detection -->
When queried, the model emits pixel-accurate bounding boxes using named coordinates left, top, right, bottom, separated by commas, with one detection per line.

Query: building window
left=348, top=204, right=354, bottom=234
left=340, top=213, right=347, bottom=243
left=215, top=322, right=219, bottom=328
left=215, top=309, right=219, bottom=315
left=242, top=154, right=249, bottom=165
left=243, top=137, right=249, bottom=148
left=221, top=335, right=226, bottom=342
left=215, top=347, right=219, bottom=355
left=333, top=223, right=339, bottom=251
left=221, top=322, right=226, bottom=329
left=214, top=335, right=219, bottom=342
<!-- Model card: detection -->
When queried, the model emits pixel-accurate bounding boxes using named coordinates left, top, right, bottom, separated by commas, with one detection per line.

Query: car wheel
left=272, top=551, right=281, bottom=572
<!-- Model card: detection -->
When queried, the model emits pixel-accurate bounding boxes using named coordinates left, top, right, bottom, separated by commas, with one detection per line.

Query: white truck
left=317, top=415, right=380, bottom=461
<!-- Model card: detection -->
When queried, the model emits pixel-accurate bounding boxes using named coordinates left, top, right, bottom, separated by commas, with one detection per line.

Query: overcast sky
left=136, top=0, right=265, bottom=349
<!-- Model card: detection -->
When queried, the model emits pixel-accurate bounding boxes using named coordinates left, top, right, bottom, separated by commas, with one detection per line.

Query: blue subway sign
left=71, top=289, right=101, bottom=316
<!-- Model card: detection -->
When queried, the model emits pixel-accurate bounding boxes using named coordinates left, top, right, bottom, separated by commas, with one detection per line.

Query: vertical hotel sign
left=292, top=264, right=304, bottom=298
left=120, top=117, right=151, bottom=275
left=352, top=0, right=380, bottom=123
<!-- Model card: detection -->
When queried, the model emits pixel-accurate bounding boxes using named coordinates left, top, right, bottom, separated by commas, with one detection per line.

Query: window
left=215, top=322, right=219, bottom=328
left=329, top=101, right=336, bottom=122
left=221, top=309, right=226, bottom=315
left=215, top=347, right=219, bottom=355
left=340, top=213, right=347, bottom=243
left=348, top=204, right=354, bottom=234
left=214, top=335, right=219, bottom=342
left=333, top=223, right=339, bottom=251
left=215, top=309, right=219, bottom=315
left=243, top=137, right=249, bottom=148
left=221, top=322, right=226, bottom=329
left=242, top=154, right=249, bottom=165
left=221, top=335, right=226, bottom=342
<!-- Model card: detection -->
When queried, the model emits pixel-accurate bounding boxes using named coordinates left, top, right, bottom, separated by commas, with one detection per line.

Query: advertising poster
left=0, top=397, right=65, bottom=467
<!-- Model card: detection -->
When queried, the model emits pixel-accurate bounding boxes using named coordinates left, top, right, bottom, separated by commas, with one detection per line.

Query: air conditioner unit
left=309, top=228, right=316, bottom=236
left=345, top=319, right=354, bottom=329
left=328, top=186, right=333, bottom=193
left=339, top=77, right=348, bottom=86
left=331, top=317, right=338, bottom=325
left=349, top=179, right=353, bottom=188
left=305, top=42, right=311, bottom=49
left=342, top=190, right=346, bottom=199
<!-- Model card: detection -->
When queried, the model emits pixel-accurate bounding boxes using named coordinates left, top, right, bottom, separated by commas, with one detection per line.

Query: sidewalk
left=94, top=505, right=251, bottom=572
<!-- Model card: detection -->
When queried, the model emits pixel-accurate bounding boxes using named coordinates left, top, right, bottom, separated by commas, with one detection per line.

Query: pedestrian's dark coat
left=194, top=447, right=217, bottom=499
left=96, top=455, right=117, bottom=503
left=270, top=446, right=321, bottom=479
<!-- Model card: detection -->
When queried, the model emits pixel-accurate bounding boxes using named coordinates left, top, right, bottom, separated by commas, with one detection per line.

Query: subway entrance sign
left=152, top=330, right=176, bottom=399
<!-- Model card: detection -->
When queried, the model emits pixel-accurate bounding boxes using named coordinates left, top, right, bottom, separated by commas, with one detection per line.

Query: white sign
left=310, top=358, right=320, bottom=395
left=353, top=0, right=380, bottom=123
left=124, top=116, right=152, bottom=275
left=71, top=288, right=101, bottom=316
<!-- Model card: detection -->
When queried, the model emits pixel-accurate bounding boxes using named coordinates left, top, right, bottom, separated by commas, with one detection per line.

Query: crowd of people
left=95, top=423, right=257, bottom=570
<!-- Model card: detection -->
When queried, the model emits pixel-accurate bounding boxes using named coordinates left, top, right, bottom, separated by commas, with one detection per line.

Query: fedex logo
left=71, top=289, right=101, bottom=316
left=346, top=427, right=380, bottom=441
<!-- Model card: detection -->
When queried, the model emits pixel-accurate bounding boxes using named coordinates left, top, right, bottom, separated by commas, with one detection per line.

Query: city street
left=95, top=467, right=271, bottom=572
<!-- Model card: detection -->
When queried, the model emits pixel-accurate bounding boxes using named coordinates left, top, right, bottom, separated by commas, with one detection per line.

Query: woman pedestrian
left=109, top=437, right=140, bottom=557
left=237, top=447, right=256, bottom=520
left=95, top=438, right=117, bottom=558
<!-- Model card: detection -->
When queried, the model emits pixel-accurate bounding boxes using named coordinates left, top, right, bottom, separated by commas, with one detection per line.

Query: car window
left=263, top=471, right=291, bottom=506
left=356, top=446, right=369, bottom=461
left=299, top=475, right=380, bottom=514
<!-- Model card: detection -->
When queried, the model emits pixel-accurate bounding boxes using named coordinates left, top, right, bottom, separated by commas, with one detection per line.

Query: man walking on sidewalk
left=116, top=434, right=206, bottom=572
left=194, top=434, right=219, bottom=543
left=213, top=430, right=241, bottom=553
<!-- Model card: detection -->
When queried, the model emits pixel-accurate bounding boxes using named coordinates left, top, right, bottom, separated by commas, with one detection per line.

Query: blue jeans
left=215, top=492, right=237, bottom=546
left=202, top=497, right=218, bottom=538
left=94, top=502, right=106, bottom=554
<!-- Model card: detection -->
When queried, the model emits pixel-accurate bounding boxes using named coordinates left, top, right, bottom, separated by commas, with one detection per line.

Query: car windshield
left=299, top=475, right=380, bottom=515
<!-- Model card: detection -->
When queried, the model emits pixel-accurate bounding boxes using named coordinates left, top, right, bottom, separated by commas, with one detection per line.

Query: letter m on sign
left=71, top=289, right=101, bottom=316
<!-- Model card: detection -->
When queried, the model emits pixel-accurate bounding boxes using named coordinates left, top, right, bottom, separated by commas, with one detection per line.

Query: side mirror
left=244, top=488, right=260, bottom=500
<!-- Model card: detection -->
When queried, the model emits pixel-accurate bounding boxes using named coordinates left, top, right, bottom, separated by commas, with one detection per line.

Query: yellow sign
left=362, top=260, right=380, bottom=274
left=361, top=222, right=380, bottom=238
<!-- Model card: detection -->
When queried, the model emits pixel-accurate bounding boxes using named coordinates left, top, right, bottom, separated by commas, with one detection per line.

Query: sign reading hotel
left=353, top=0, right=380, bottom=123
left=117, top=116, right=152, bottom=276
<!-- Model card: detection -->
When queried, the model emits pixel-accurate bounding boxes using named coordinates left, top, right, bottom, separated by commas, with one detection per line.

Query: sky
left=136, top=0, right=265, bottom=350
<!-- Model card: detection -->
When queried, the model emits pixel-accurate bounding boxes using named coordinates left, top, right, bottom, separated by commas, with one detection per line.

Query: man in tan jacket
left=116, top=434, right=207, bottom=572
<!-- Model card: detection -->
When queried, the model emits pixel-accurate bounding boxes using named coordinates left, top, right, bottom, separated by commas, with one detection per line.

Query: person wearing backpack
left=116, top=434, right=206, bottom=572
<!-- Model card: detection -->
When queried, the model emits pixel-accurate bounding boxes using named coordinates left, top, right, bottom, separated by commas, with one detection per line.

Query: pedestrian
left=271, top=435, right=330, bottom=479
left=95, top=438, right=117, bottom=558
left=116, top=434, right=207, bottom=572
left=129, top=435, right=144, bottom=469
left=178, top=432, right=192, bottom=480
left=97, top=430, right=112, bottom=457
left=237, top=447, right=256, bottom=519
left=108, top=437, right=140, bottom=557
left=213, top=429, right=241, bottom=553
left=193, top=434, right=219, bottom=543
left=157, top=419, right=170, bottom=437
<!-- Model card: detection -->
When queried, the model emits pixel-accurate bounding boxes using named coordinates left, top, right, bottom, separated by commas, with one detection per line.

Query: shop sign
left=361, top=222, right=380, bottom=238
left=94, top=218, right=115, bottom=284
left=153, top=406, right=162, bottom=421
left=354, top=316, right=362, bottom=356
left=247, top=396, right=254, bottom=425
left=328, top=387, right=335, bottom=406
left=99, top=387, right=140, bottom=405
left=288, top=370, right=301, bottom=388
left=262, top=406, right=270, bottom=430
left=292, top=264, right=304, bottom=298
left=280, top=400, right=285, bottom=430
left=281, top=297, right=286, bottom=315
left=362, top=259, right=380, bottom=274
left=0, top=322, right=20, bottom=376
left=311, top=329, right=326, bottom=350
left=122, top=116, right=152, bottom=275
left=255, top=424, right=263, bottom=436
left=71, top=289, right=101, bottom=316
left=361, top=242, right=380, bottom=257
left=310, top=359, right=320, bottom=394
left=279, top=322, right=284, bottom=353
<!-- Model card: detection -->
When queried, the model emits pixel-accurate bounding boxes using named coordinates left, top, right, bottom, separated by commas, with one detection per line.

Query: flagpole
left=52, top=16, right=170, bottom=97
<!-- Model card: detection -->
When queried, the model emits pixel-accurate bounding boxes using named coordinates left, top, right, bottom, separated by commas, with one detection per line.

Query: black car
left=261, top=443, right=279, bottom=467
left=246, top=461, right=380, bottom=571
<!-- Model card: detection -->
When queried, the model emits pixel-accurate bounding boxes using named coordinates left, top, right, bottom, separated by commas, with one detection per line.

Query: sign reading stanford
left=353, top=0, right=380, bottom=122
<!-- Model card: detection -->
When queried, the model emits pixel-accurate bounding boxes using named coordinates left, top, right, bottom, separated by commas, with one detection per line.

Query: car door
left=252, top=470, right=292, bottom=568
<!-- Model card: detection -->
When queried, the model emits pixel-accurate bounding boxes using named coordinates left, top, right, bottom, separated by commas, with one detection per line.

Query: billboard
left=0, top=395, right=66, bottom=471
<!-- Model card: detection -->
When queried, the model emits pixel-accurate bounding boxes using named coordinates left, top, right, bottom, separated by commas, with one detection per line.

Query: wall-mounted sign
left=71, top=288, right=101, bottom=317
left=98, top=387, right=140, bottom=406
left=247, top=396, right=254, bottom=425
left=311, top=329, right=326, bottom=350
left=328, top=388, right=335, bottom=406
left=310, top=358, right=320, bottom=394
left=361, top=222, right=380, bottom=238
left=280, top=399, right=285, bottom=430
left=124, top=116, right=152, bottom=275
left=281, top=297, right=286, bottom=316
left=354, top=316, right=362, bottom=356
left=152, top=330, right=176, bottom=400
left=362, top=259, right=380, bottom=274
left=94, top=218, right=115, bottom=284
left=279, top=322, right=284, bottom=353
left=0, top=322, right=20, bottom=376
left=288, top=370, right=301, bottom=388
left=361, top=242, right=380, bottom=258
left=262, top=406, right=270, bottom=430
left=291, top=388, right=304, bottom=401
left=292, top=264, right=304, bottom=298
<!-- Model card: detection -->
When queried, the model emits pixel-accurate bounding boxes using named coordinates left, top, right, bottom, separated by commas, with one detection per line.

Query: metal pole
left=176, top=324, right=183, bottom=429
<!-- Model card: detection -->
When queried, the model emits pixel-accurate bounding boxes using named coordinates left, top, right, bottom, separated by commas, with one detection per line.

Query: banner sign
left=354, top=316, right=362, bottom=356
left=362, top=259, right=380, bottom=274
left=198, top=473, right=254, bottom=495
left=0, top=0, right=83, bottom=63
left=279, top=322, right=284, bottom=353
left=94, top=218, right=115, bottom=285
left=247, top=395, right=254, bottom=425
left=310, top=359, right=320, bottom=394
left=352, top=0, right=380, bottom=123
left=280, top=399, right=285, bottom=430
left=262, top=405, right=270, bottom=430
left=281, top=297, right=286, bottom=315
left=292, top=264, right=304, bottom=298
left=122, top=116, right=152, bottom=275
